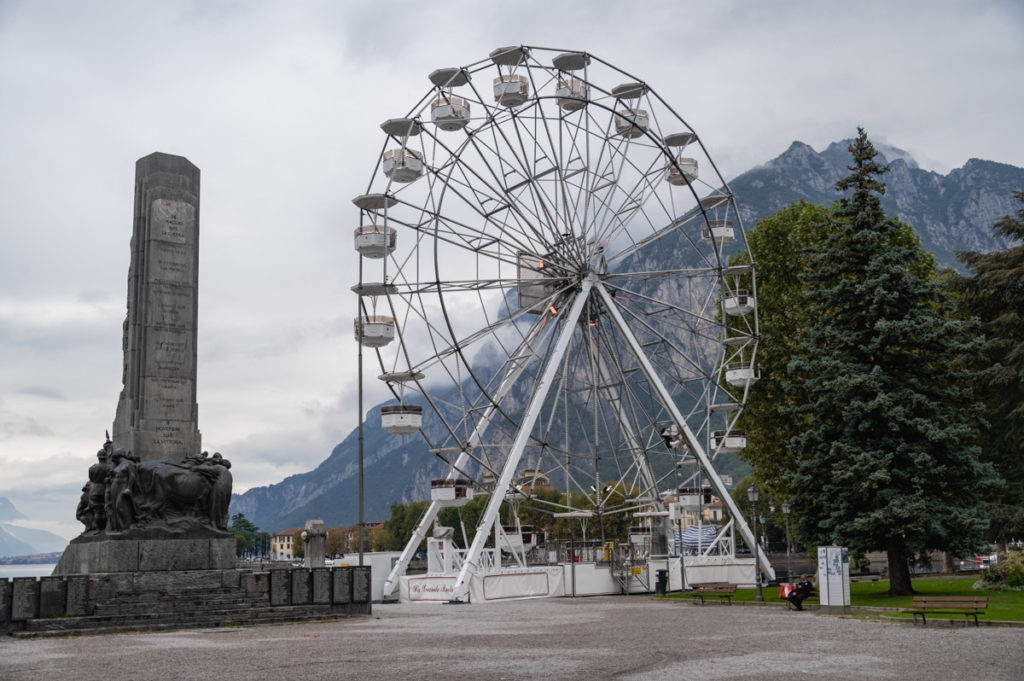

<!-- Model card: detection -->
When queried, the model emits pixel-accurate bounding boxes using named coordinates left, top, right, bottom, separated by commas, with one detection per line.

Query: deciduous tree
left=228, top=513, right=260, bottom=557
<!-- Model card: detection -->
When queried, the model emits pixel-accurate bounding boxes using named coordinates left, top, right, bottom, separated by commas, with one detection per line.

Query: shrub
left=978, top=551, right=1024, bottom=591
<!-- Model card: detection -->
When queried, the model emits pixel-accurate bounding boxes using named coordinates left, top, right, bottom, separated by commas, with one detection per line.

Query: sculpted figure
left=86, top=443, right=113, bottom=531
left=75, top=437, right=112, bottom=532
left=73, top=440, right=234, bottom=534
left=207, top=453, right=232, bottom=530
left=106, top=449, right=140, bottom=532
left=75, top=484, right=90, bottom=529
left=135, top=454, right=214, bottom=527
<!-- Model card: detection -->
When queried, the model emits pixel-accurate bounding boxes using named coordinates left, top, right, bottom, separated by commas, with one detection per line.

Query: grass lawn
left=848, top=576, right=1024, bottom=622
left=668, top=576, right=1024, bottom=622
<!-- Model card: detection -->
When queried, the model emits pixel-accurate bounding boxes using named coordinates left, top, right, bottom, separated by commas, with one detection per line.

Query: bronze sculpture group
left=76, top=434, right=233, bottom=536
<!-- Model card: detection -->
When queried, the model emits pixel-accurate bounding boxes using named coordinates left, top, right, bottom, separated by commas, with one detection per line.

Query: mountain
left=231, top=416, right=446, bottom=533
left=0, top=496, right=68, bottom=557
left=0, top=496, right=25, bottom=522
left=0, top=526, right=35, bottom=558
left=730, top=141, right=1023, bottom=269
left=231, top=140, right=1024, bottom=534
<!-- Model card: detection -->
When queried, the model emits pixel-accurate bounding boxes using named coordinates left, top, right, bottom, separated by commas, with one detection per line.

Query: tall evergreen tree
left=733, top=201, right=928, bottom=503
left=953, top=191, right=1024, bottom=548
left=784, top=129, right=997, bottom=595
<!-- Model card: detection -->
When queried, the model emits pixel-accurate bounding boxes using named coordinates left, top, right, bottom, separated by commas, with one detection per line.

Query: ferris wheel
left=352, top=46, right=764, bottom=601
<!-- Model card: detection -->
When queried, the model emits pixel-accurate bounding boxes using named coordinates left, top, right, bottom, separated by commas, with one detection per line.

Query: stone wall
left=1, top=565, right=371, bottom=635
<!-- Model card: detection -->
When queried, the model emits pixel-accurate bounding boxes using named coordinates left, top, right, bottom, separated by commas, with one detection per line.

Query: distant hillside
left=0, top=496, right=25, bottom=522
left=231, top=140, right=1024, bottom=534
left=0, top=526, right=35, bottom=558
left=0, top=496, right=68, bottom=558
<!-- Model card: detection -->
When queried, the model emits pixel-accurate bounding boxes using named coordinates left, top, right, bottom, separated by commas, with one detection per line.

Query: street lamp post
left=781, top=502, right=792, bottom=582
left=747, top=485, right=763, bottom=601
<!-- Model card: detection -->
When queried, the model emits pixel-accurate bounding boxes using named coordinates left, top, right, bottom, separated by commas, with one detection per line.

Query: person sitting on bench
left=788, top=574, right=814, bottom=611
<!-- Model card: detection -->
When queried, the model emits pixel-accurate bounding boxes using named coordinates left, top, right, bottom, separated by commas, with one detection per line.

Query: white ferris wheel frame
left=350, top=46, right=771, bottom=601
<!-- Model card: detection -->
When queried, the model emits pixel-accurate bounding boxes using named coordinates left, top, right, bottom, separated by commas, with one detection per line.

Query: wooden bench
left=686, top=583, right=737, bottom=605
left=902, top=596, right=988, bottom=627
left=783, top=587, right=818, bottom=610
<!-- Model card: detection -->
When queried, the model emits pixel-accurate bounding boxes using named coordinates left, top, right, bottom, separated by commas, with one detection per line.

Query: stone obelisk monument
left=112, top=153, right=202, bottom=460
left=55, top=153, right=235, bottom=575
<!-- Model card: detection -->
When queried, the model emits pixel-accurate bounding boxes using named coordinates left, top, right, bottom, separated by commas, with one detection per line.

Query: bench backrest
left=694, top=583, right=735, bottom=591
left=911, top=596, right=988, bottom=607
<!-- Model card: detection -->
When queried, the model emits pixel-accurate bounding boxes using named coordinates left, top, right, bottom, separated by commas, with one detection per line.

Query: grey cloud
left=16, top=386, right=67, bottom=400
left=0, top=413, right=53, bottom=440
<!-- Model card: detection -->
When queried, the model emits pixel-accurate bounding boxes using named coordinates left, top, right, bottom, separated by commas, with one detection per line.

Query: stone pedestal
left=304, top=519, right=326, bottom=568
left=53, top=536, right=236, bottom=575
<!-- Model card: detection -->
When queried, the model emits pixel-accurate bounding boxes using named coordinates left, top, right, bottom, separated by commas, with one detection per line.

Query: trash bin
left=655, top=569, right=668, bottom=596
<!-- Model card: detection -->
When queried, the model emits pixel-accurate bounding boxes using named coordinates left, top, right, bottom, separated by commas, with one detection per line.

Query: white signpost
left=817, top=546, right=851, bottom=613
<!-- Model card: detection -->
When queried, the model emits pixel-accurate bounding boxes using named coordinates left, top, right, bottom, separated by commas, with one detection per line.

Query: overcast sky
left=1, top=0, right=1022, bottom=540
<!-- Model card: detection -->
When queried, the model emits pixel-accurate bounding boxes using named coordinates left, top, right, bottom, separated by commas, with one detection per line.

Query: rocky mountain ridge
left=731, top=140, right=1021, bottom=268
left=230, top=140, right=1024, bottom=534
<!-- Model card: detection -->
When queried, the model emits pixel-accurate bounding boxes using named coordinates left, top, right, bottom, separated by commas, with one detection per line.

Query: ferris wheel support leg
left=594, top=283, right=774, bottom=580
left=451, top=281, right=594, bottom=601
left=383, top=321, right=552, bottom=599
left=382, top=499, right=444, bottom=599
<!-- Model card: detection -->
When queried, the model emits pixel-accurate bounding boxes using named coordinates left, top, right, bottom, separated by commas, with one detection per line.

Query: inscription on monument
left=145, top=328, right=194, bottom=377
left=145, top=284, right=194, bottom=328
left=143, top=377, right=194, bottom=421
left=148, top=242, right=196, bottom=285
left=134, top=425, right=191, bottom=455
left=151, top=199, right=194, bottom=244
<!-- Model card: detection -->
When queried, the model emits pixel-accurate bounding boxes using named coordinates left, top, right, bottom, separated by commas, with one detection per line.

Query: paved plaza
left=2, top=596, right=1021, bottom=680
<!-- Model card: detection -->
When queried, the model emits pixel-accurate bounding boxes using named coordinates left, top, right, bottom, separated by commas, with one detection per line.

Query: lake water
left=0, top=563, right=57, bottom=579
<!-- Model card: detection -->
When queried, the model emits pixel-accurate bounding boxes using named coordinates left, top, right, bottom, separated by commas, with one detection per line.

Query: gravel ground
left=2, top=597, right=1021, bottom=681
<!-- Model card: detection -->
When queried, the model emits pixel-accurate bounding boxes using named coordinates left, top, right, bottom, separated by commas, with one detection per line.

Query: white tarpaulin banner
left=400, top=568, right=565, bottom=603
left=684, top=556, right=756, bottom=586
left=401, top=575, right=457, bottom=602
left=469, top=567, right=564, bottom=602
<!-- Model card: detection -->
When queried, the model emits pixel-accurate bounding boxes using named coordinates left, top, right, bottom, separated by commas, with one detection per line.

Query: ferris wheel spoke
left=443, top=138, right=565, bottom=257
left=609, top=281, right=723, bottom=340
left=605, top=266, right=720, bottom=280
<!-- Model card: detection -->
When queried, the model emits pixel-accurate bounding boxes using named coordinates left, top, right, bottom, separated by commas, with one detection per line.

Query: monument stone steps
left=16, top=604, right=346, bottom=638
left=93, top=596, right=261, bottom=617
left=92, top=586, right=240, bottom=607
